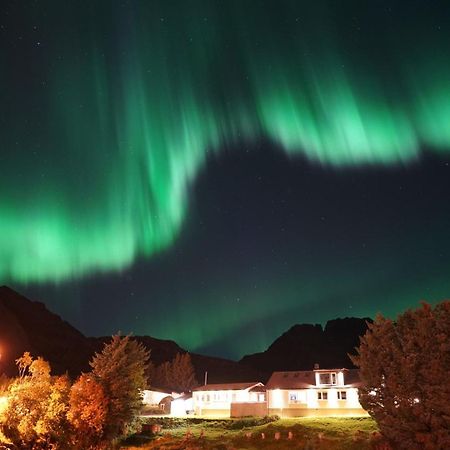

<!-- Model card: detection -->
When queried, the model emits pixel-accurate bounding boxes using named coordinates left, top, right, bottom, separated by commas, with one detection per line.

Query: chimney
left=313, top=363, right=320, bottom=370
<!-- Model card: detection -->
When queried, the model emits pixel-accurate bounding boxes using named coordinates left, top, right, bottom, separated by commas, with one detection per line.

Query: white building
left=192, top=382, right=266, bottom=417
left=171, top=393, right=193, bottom=416
left=266, top=368, right=367, bottom=417
left=142, top=387, right=173, bottom=408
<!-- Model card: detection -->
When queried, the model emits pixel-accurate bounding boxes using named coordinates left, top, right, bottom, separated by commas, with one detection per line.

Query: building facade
left=192, top=382, right=266, bottom=416
left=266, top=368, right=367, bottom=417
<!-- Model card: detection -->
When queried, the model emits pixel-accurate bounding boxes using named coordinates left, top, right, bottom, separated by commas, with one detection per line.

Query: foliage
left=0, top=353, right=71, bottom=449
left=90, top=335, right=150, bottom=445
left=0, top=374, right=10, bottom=396
left=0, top=338, right=151, bottom=449
left=352, top=301, right=450, bottom=450
left=152, top=352, right=197, bottom=392
left=170, top=353, right=197, bottom=392
left=67, top=373, right=109, bottom=449
left=152, top=361, right=171, bottom=391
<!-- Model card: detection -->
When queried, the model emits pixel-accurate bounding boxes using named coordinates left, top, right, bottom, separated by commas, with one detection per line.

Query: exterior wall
left=230, top=402, right=268, bottom=418
left=142, top=390, right=171, bottom=407
left=269, top=408, right=368, bottom=417
left=171, top=398, right=193, bottom=416
left=193, top=389, right=255, bottom=416
left=267, top=388, right=367, bottom=417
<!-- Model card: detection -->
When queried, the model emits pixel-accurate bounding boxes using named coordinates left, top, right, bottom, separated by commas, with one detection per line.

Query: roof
left=144, top=386, right=173, bottom=394
left=172, top=393, right=192, bottom=401
left=249, top=384, right=266, bottom=393
left=266, top=371, right=316, bottom=390
left=266, top=369, right=362, bottom=390
left=192, top=382, right=263, bottom=392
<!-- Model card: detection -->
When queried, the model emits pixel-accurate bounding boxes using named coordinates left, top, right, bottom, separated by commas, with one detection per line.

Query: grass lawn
left=122, top=416, right=381, bottom=449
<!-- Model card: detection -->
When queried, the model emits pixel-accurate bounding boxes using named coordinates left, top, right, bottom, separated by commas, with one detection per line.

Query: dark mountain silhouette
left=0, top=285, right=93, bottom=377
left=240, top=317, right=372, bottom=373
left=0, top=286, right=370, bottom=385
left=0, top=286, right=260, bottom=384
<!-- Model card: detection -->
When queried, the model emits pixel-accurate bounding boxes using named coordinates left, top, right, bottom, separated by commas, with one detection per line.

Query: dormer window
left=318, top=372, right=337, bottom=385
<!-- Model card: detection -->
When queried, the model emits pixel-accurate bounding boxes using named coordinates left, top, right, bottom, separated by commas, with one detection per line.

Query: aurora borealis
left=2, top=1, right=450, bottom=358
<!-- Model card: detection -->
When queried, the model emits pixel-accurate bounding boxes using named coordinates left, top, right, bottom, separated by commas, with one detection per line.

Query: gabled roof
left=192, top=382, right=263, bottom=392
left=266, top=371, right=316, bottom=389
left=249, top=384, right=266, bottom=393
left=144, top=386, right=174, bottom=394
left=173, top=392, right=192, bottom=401
left=266, top=369, right=362, bottom=389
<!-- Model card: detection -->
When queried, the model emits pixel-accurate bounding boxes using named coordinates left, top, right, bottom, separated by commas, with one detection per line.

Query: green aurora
left=1, top=0, right=450, bottom=285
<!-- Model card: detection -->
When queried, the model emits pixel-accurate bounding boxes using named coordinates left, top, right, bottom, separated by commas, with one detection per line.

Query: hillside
left=240, top=317, right=371, bottom=373
left=0, top=286, right=370, bottom=384
left=0, top=285, right=94, bottom=377
left=0, top=286, right=260, bottom=383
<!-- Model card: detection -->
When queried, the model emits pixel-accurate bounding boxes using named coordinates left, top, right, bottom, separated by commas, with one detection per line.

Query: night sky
left=2, top=1, right=450, bottom=359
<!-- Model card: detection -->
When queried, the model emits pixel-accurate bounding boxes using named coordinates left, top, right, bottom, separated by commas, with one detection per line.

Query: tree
left=352, top=302, right=450, bottom=450
left=89, top=335, right=149, bottom=445
left=152, top=360, right=173, bottom=391
left=170, top=353, right=197, bottom=392
left=67, top=373, right=109, bottom=449
left=0, top=353, right=71, bottom=449
left=0, top=373, right=9, bottom=396
left=152, top=352, right=197, bottom=392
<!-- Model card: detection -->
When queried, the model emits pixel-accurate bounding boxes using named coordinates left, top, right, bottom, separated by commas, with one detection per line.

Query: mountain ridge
left=0, top=286, right=370, bottom=384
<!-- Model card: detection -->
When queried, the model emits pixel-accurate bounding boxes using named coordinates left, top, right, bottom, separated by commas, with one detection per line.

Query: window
left=337, top=391, right=347, bottom=400
left=319, top=372, right=337, bottom=385
left=317, top=391, right=328, bottom=400
left=288, top=391, right=305, bottom=403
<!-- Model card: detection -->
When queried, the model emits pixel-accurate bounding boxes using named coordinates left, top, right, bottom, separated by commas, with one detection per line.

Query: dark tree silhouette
left=352, top=302, right=450, bottom=450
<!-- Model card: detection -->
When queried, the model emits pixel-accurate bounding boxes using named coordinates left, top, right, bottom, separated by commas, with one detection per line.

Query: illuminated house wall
left=192, top=382, right=265, bottom=416
left=142, top=388, right=173, bottom=408
left=190, top=369, right=367, bottom=418
left=266, top=368, right=367, bottom=417
left=171, top=393, right=193, bottom=416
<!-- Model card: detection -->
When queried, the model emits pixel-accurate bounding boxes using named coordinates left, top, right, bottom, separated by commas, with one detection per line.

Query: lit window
left=337, top=391, right=347, bottom=400
left=319, top=373, right=337, bottom=385
left=317, top=391, right=328, bottom=400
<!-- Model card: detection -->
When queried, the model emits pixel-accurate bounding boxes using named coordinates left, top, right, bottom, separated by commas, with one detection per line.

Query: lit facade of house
left=266, top=368, right=367, bottom=417
left=142, top=388, right=173, bottom=408
left=192, top=382, right=266, bottom=417
left=171, top=393, right=193, bottom=416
